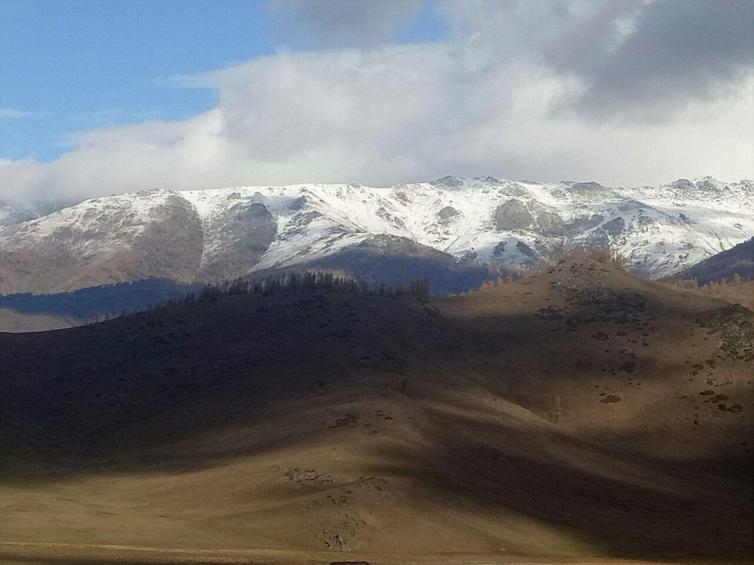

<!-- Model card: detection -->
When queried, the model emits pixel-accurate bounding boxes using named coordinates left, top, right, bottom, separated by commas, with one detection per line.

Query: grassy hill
left=1, top=256, right=752, bottom=564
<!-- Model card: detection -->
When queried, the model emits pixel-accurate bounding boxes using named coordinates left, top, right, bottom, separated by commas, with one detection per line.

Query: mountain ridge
left=1, top=176, right=751, bottom=294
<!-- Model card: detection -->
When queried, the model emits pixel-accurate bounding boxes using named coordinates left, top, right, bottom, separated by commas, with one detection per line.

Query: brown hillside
left=1, top=257, right=752, bottom=564
left=669, top=278, right=754, bottom=311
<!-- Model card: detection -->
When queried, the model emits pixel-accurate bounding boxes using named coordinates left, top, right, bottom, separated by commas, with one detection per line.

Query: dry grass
left=670, top=277, right=754, bottom=310
left=557, top=248, right=629, bottom=270
left=1, top=255, right=751, bottom=562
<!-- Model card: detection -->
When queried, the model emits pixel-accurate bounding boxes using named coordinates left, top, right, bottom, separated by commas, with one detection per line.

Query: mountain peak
left=429, top=175, right=466, bottom=188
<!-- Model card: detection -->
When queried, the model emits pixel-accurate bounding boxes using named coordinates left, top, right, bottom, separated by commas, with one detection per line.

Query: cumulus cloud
left=1, top=0, right=752, bottom=204
left=564, top=0, right=754, bottom=119
left=439, top=0, right=754, bottom=120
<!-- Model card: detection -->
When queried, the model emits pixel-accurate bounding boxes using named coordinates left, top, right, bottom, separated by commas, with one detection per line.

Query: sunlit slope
left=1, top=257, right=752, bottom=561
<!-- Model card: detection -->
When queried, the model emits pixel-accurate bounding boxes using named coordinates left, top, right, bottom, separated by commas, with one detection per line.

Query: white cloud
left=1, top=0, right=752, bottom=205
left=0, top=108, right=32, bottom=120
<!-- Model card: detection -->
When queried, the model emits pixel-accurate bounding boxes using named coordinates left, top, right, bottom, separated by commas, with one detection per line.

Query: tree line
left=185, top=271, right=431, bottom=303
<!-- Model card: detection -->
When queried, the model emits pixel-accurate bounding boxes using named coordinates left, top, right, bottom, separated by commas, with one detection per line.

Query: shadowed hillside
left=0, top=279, right=196, bottom=333
left=671, top=237, right=754, bottom=284
left=1, top=256, right=752, bottom=564
left=666, top=237, right=754, bottom=311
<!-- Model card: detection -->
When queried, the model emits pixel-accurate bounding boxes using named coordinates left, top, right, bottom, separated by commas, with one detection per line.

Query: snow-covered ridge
left=180, top=176, right=753, bottom=277
left=1, top=176, right=752, bottom=293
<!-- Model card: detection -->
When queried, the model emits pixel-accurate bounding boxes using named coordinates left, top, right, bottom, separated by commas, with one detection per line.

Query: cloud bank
left=1, top=0, right=752, bottom=204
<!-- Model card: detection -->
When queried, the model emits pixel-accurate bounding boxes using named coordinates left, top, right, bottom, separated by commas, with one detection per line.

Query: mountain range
left=1, top=176, right=751, bottom=295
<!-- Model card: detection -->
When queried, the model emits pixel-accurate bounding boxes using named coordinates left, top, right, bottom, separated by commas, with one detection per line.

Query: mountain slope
left=0, top=279, right=195, bottom=332
left=0, top=191, right=202, bottom=293
left=1, top=176, right=751, bottom=294
left=671, top=236, right=754, bottom=284
left=1, top=256, right=752, bottom=563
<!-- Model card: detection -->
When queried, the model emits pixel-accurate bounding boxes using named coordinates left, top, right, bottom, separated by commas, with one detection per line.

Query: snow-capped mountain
left=0, top=200, right=51, bottom=229
left=1, top=176, right=751, bottom=294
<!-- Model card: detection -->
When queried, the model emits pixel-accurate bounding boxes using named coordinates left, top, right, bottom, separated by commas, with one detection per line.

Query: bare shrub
left=557, top=248, right=628, bottom=270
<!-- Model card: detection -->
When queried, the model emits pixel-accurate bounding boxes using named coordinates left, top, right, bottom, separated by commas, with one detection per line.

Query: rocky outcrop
left=494, top=199, right=534, bottom=231
left=197, top=202, right=277, bottom=282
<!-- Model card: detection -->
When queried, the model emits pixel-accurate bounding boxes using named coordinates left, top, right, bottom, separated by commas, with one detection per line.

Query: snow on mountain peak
left=1, top=176, right=751, bottom=293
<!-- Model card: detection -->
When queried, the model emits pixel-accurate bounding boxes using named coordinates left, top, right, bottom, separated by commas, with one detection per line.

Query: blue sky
left=0, top=0, right=444, bottom=161
left=0, top=0, right=271, bottom=160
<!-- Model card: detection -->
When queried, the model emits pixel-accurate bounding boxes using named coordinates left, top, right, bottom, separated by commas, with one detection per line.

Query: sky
left=0, top=0, right=752, bottom=204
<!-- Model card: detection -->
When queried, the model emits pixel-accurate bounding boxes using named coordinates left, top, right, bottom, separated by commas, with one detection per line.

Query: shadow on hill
left=1, top=264, right=752, bottom=560
left=0, top=279, right=195, bottom=321
left=0, top=286, right=445, bottom=477
left=1, top=269, right=746, bottom=472
left=367, top=407, right=754, bottom=559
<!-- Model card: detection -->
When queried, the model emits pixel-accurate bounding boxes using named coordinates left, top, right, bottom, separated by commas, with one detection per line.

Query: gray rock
left=198, top=202, right=277, bottom=282
left=602, top=217, right=626, bottom=237
left=437, top=206, right=460, bottom=222
left=494, top=199, right=534, bottom=231
left=536, top=211, right=566, bottom=236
